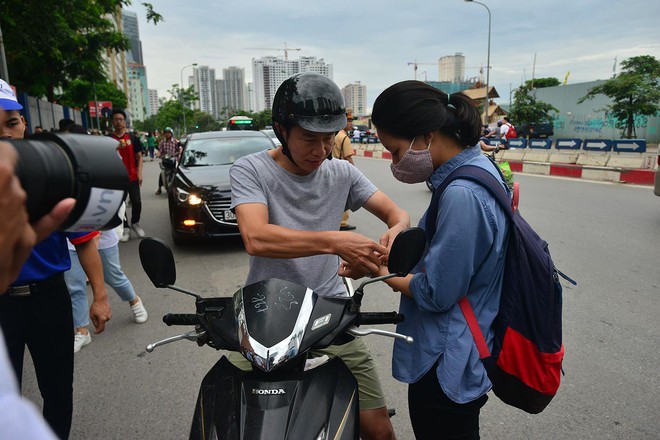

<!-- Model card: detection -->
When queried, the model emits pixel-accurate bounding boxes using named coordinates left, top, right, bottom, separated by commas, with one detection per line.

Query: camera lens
left=11, top=132, right=129, bottom=231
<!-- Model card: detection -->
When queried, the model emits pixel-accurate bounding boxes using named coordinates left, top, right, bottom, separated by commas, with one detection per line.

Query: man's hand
left=89, top=297, right=112, bottom=333
left=334, top=231, right=388, bottom=278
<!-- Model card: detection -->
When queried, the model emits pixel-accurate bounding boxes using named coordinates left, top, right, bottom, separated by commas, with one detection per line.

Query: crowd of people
left=0, top=71, right=512, bottom=440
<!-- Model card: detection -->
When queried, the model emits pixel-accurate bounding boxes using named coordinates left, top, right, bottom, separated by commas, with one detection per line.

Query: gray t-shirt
left=230, top=151, right=377, bottom=297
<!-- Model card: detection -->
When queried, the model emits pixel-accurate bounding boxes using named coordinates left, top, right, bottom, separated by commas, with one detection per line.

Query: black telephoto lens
left=11, top=132, right=129, bottom=231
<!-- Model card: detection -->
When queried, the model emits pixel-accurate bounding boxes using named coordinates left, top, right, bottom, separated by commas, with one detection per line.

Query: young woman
left=370, top=81, right=510, bottom=440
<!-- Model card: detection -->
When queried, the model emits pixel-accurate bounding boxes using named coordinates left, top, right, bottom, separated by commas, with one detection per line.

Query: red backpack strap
left=458, top=297, right=491, bottom=359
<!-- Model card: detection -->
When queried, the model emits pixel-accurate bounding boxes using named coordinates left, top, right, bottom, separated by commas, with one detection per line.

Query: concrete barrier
left=522, top=150, right=551, bottom=163
left=501, top=149, right=526, bottom=162
left=548, top=152, right=579, bottom=164
left=577, top=153, right=610, bottom=167
left=606, top=152, right=645, bottom=170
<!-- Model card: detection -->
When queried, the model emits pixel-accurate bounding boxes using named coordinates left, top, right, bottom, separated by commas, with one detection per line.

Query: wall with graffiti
left=534, top=81, right=660, bottom=144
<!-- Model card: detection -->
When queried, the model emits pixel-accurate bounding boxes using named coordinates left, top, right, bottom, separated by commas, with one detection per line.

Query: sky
left=134, top=0, right=660, bottom=112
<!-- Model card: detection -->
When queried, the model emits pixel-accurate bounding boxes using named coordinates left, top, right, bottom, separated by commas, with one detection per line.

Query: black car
left=167, top=130, right=275, bottom=243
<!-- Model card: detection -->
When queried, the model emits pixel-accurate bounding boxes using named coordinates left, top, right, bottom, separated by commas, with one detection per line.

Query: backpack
left=425, top=164, right=576, bottom=414
left=504, top=123, right=517, bottom=139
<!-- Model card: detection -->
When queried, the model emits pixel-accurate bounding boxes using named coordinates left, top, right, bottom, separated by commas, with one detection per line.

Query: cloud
left=135, top=0, right=660, bottom=108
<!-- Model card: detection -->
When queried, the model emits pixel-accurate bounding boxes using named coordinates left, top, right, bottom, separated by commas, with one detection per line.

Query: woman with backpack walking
left=361, top=81, right=510, bottom=439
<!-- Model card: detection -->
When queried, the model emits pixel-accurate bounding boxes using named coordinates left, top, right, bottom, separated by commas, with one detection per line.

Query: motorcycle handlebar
left=162, top=313, right=199, bottom=326
left=357, top=312, right=405, bottom=326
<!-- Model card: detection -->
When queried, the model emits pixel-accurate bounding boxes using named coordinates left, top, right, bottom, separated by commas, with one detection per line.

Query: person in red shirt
left=109, top=109, right=145, bottom=242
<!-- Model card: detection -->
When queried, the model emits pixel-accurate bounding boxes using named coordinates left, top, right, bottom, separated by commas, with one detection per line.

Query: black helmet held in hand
left=272, top=73, right=347, bottom=151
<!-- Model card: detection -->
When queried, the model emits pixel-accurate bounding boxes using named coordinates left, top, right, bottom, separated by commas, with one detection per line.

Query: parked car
left=260, top=128, right=281, bottom=147
left=516, top=122, right=554, bottom=139
left=352, top=124, right=379, bottom=143
left=654, top=146, right=660, bottom=197
left=167, top=130, right=274, bottom=244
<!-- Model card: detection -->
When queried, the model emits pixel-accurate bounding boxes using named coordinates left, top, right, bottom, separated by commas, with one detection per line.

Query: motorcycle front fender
left=189, top=355, right=359, bottom=440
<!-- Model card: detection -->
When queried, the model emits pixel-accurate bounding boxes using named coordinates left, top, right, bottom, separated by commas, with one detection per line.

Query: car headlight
left=174, top=188, right=203, bottom=205
left=188, top=194, right=202, bottom=205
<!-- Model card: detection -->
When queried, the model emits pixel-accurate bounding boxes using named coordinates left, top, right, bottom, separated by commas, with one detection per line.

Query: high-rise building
left=214, top=79, right=227, bottom=119
left=252, top=56, right=333, bottom=112
left=246, top=82, right=255, bottom=113
left=104, top=9, right=129, bottom=115
left=122, top=10, right=143, bottom=64
left=127, top=63, right=149, bottom=121
left=438, top=52, right=465, bottom=83
left=192, top=66, right=217, bottom=118
left=148, top=89, right=160, bottom=116
left=223, top=66, right=248, bottom=114
left=342, top=82, right=367, bottom=117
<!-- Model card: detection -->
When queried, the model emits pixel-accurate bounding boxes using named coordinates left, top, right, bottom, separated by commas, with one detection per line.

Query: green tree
left=509, top=84, right=559, bottom=127
left=1, top=1, right=162, bottom=100
left=578, top=55, right=660, bottom=138
left=526, top=77, right=560, bottom=89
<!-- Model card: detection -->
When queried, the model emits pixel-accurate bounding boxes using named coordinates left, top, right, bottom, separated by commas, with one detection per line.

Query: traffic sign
left=484, top=138, right=504, bottom=147
left=613, top=139, right=646, bottom=153
left=528, top=139, right=552, bottom=149
left=555, top=139, right=582, bottom=150
left=583, top=139, right=613, bottom=151
left=507, top=138, right=527, bottom=148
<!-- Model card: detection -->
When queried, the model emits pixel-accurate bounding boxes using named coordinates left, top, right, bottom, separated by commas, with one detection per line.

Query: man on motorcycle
left=155, top=127, right=181, bottom=195
left=229, top=72, right=410, bottom=440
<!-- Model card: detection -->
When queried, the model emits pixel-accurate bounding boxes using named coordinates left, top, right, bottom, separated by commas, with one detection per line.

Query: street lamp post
left=465, top=0, right=491, bottom=124
left=180, top=63, right=198, bottom=135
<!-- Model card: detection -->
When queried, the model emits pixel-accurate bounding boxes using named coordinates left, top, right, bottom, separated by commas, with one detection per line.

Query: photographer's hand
left=0, top=141, right=75, bottom=292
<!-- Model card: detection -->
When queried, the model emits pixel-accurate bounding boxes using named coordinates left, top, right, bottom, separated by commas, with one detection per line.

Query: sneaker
left=74, top=332, right=91, bottom=353
left=155, top=188, right=162, bottom=195
left=130, top=297, right=148, bottom=323
left=120, top=227, right=131, bottom=242
left=131, top=223, right=146, bottom=238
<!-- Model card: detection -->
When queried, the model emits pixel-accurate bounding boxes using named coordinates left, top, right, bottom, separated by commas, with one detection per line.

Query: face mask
left=390, top=137, right=434, bottom=184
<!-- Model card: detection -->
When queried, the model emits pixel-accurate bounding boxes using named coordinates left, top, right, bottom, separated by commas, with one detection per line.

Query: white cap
left=0, top=79, right=22, bottom=111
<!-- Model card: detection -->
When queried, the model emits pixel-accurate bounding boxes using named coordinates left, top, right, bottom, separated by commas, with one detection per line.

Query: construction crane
left=244, top=42, right=302, bottom=61
left=407, top=60, right=436, bottom=80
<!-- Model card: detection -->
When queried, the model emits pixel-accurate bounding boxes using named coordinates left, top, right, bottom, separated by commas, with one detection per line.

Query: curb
left=355, top=146, right=654, bottom=186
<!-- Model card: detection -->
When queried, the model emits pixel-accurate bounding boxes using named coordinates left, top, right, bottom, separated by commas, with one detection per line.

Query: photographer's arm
left=73, top=236, right=112, bottom=333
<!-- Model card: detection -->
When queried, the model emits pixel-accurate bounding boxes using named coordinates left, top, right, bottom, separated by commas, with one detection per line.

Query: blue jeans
left=65, top=245, right=137, bottom=328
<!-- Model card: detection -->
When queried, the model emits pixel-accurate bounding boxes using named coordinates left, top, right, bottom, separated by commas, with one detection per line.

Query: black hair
left=67, top=124, right=88, bottom=134
left=371, top=80, right=482, bottom=148
left=503, top=116, right=510, bottom=123
left=58, top=118, right=75, bottom=132
left=111, top=109, right=126, bottom=120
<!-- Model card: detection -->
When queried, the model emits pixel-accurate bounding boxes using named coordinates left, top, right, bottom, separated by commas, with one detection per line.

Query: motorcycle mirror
left=387, top=227, right=426, bottom=276
left=139, top=237, right=176, bottom=287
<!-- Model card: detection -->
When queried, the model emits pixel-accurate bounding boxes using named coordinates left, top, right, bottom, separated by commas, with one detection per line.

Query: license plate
left=223, top=210, right=236, bottom=221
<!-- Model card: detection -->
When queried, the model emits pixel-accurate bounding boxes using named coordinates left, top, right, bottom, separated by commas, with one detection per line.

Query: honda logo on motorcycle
left=252, top=388, right=286, bottom=395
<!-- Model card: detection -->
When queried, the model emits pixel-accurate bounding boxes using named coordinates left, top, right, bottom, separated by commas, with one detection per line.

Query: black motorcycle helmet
left=272, top=73, right=347, bottom=164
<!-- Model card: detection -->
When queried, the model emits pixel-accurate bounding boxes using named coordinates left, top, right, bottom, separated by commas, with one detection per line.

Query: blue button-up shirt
left=392, top=146, right=509, bottom=403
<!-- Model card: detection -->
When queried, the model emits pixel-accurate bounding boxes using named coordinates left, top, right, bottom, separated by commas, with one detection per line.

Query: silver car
left=260, top=129, right=281, bottom=147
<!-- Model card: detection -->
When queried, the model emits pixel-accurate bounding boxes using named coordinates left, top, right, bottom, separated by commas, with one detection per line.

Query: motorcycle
left=139, top=227, right=426, bottom=439
left=158, top=154, right=177, bottom=193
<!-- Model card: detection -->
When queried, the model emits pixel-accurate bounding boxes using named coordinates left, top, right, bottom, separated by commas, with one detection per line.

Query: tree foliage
left=1, top=1, right=161, bottom=100
left=578, top=55, right=660, bottom=138
left=509, top=84, right=559, bottom=126
left=525, top=77, right=560, bottom=89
